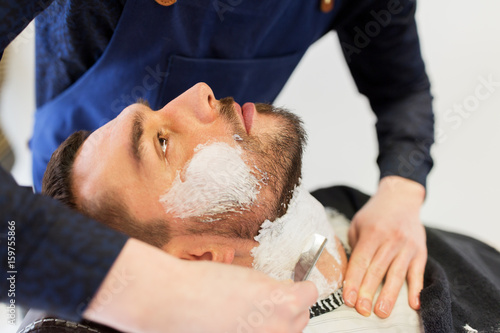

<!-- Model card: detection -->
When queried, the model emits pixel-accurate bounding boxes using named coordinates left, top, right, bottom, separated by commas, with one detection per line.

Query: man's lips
left=233, top=102, right=255, bottom=134
left=242, top=103, right=255, bottom=134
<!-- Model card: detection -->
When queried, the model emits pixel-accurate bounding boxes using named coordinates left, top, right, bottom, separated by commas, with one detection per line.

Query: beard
left=179, top=97, right=307, bottom=240
left=218, top=97, right=306, bottom=217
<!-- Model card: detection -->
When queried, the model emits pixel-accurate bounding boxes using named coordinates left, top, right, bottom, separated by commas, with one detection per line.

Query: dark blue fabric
left=29, top=0, right=433, bottom=192
left=0, top=0, right=53, bottom=53
left=0, top=169, right=129, bottom=321
left=35, top=0, right=126, bottom=107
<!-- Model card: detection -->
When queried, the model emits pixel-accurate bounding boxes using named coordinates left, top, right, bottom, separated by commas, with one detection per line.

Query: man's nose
left=189, top=82, right=217, bottom=124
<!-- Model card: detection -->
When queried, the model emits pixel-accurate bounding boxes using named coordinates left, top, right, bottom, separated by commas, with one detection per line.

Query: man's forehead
left=80, top=121, right=113, bottom=157
left=81, top=104, right=140, bottom=154
left=73, top=116, right=126, bottom=194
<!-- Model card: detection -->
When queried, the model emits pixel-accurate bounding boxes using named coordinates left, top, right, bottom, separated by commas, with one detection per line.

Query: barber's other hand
left=343, top=176, right=427, bottom=318
left=83, top=238, right=318, bottom=333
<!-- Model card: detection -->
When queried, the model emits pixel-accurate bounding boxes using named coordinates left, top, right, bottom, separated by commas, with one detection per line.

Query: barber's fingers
left=347, top=221, right=359, bottom=249
left=406, top=249, right=427, bottom=310
left=372, top=246, right=415, bottom=318
left=343, top=230, right=380, bottom=308
left=292, top=306, right=313, bottom=332
left=289, top=282, right=317, bottom=332
left=265, top=281, right=317, bottom=333
left=289, top=280, right=319, bottom=310
left=355, top=240, right=405, bottom=317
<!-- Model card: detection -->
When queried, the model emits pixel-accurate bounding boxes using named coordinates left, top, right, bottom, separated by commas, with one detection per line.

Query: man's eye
left=158, top=135, right=168, bottom=155
left=160, top=138, right=168, bottom=154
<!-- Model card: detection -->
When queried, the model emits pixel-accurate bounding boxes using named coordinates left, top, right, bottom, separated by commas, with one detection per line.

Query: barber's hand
left=84, top=238, right=318, bottom=333
left=343, top=176, right=427, bottom=318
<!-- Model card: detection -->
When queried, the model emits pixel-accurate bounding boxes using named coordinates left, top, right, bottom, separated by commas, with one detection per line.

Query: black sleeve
left=335, top=0, right=434, bottom=188
left=0, top=0, right=55, bottom=57
left=0, top=167, right=129, bottom=321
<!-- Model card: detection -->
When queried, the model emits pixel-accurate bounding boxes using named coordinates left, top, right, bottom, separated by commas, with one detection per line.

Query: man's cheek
left=159, top=142, right=263, bottom=220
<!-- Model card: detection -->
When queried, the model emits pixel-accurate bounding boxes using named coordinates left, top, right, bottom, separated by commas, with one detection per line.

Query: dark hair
left=42, top=130, right=172, bottom=247
left=42, top=130, right=91, bottom=209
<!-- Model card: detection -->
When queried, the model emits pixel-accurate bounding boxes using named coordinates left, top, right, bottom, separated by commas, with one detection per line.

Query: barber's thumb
left=290, top=281, right=318, bottom=308
left=347, top=223, right=358, bottom=248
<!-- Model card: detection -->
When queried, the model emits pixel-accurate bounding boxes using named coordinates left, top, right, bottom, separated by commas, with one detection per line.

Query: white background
left=1, top=0, right=500, bottom=329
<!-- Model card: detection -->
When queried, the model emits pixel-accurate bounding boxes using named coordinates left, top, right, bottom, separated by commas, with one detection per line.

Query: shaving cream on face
left=251, top=185, right=343, bottom=300
left=159, top=142, right=262, bottom=220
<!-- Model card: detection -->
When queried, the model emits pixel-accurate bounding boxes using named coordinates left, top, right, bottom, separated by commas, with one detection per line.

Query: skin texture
left=343, top=176, right=426, bottom=318
left=315, top=239, right=348, bottom=289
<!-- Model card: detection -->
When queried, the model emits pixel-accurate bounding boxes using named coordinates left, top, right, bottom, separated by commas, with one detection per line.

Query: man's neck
left=249, top=186, right=347, bottom=301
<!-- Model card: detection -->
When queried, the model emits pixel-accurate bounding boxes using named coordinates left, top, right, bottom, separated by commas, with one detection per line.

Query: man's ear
left=185, top=244, right=236, bottom=264
left=162, top=235, right=236, bottom=264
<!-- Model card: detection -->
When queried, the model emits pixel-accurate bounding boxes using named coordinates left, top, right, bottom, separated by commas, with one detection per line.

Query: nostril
left=207, top=93, right=216, bottom=109
left=207, top=95, right=214, bottom=108
left=192, top=82, right=217, bottom=123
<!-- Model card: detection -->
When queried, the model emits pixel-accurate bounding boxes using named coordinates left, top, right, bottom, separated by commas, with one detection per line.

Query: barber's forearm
left=336, top=0, right=434, bottom=187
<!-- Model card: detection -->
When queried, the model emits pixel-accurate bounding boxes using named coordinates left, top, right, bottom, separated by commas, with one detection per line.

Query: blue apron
left=31, top=0, right=341, bottom=191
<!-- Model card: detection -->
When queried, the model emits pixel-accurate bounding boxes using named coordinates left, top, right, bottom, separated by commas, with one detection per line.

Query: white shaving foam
left=159, top=142, right=261, bottom=220
left=251, top=185, right=342, bottom=300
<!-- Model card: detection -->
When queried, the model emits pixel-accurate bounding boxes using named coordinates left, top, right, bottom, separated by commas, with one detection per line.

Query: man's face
left=73, top=83, right=305, bottom=237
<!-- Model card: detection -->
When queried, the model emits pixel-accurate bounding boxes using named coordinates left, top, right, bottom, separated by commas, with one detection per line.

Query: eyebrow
left=131, top=111, right=146, bottom=164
